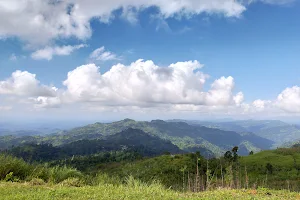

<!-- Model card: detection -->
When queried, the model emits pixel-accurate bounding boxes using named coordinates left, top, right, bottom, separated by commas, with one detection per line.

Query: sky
left=1, top=0, right=300, bottom=122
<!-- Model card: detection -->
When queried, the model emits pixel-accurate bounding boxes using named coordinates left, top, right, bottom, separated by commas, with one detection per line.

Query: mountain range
left=0, top=119, right=276, bottom=157
left=170, top=119, right=300, bottom=147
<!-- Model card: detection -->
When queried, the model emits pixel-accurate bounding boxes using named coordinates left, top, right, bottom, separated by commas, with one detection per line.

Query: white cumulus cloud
left=4, top=59, right=300, bottom=117
left=31, top=96, right=62, bottom=109
left=233, top=92, right=244, bottom=106
left=62, top=59, right=242, bottom=107
left=0, top=70, right=57, bottom=97
left=276, top=86, right=300, bottom=113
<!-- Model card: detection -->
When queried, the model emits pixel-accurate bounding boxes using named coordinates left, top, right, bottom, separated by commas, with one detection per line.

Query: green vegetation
left=240, top=147, right=300, bottom=191
left=1, top=145, right=300, bottom=199
left=5, top=128, right=182, bottom=163
left=0, top=154, right=83, bottom=184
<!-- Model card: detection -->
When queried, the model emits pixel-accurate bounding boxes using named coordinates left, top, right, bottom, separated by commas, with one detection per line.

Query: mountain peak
left=151, top=119, right=166, bottom=124
left=122, top=118, right=136, bottom=122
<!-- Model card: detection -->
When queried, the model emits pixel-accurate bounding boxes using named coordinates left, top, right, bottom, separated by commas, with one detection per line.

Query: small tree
left=180, top=165, right=187, bottom=191
left=232, top=146, right=239, bottom=162
left=249, top=151, right=254, bottom=155
left=266, top=163, right=273, bottom=174
left=224, top=151, right=233, bottom=162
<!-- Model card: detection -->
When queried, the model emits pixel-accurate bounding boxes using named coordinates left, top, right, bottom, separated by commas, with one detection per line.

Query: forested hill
left=6, top=128, right=183, bottom=162
left=0, top=119, right=274, bottom=157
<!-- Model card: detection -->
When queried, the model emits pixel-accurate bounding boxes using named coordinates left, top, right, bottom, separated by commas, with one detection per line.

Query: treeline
left=4, top=143, right=147, bottom=163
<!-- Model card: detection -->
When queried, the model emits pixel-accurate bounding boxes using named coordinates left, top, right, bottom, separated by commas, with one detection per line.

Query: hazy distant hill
left=172, top=120, right=300, bottom=147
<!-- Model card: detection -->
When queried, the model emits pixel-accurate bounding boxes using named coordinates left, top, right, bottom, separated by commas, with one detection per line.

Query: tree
left=249, top=151, right=254, bottom=155
left=232, top=146, right=239, bottom=162
left=224, top=151, right=233, bottom=162
left=266, top=163, right=273, bottom=174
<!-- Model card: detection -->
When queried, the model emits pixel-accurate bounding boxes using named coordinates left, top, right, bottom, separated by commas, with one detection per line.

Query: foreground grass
left=1, top=182, right=300, bottom=200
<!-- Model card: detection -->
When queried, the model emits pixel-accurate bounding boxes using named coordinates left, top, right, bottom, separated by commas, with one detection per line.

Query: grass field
left=1, top=182, right=300, bottom=200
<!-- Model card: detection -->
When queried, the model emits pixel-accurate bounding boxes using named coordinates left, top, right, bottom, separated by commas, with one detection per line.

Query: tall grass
left=0, top=154, right=82, bottom=184
left=0, top=154, right=31, bottom=180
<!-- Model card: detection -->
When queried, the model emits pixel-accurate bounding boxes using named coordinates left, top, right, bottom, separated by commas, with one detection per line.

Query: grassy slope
left=1, top=182, right=299, bottom=200
left=239, top=148, right=300, bottom=191
left=242, top=149, right=300, bottom=168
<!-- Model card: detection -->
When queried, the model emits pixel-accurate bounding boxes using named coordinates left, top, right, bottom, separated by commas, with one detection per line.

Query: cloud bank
left=1, top=59, right=300, bottom=118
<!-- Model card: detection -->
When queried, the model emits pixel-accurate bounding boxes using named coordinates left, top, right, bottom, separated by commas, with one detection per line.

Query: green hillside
left=6, top=128, right=183, bottom=163
left=240, top=147, right=300, bottom=190
left=96, top=147, right=300, bottom=192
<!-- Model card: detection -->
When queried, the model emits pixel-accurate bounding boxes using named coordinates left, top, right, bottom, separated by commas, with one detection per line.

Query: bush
left=27, top=178, right=45, bottom=186
left=0, top=154, right=82, bottom=184
left=0, top=154, right=31, bottom=181
left=90, top=173, right=121, bottom=186
left=48, top=166, right=83, bottom=184
left=4, top=172, right=19, bottom=182
left=60, top=178, right=84, bottom=187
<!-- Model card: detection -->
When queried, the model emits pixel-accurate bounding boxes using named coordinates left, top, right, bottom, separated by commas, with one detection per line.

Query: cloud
left=62, top=59, right=242, bottom=107
left=31, top=96, right=62, bottom=109
left=0, top=0, right=247, bottom=45
left=0, top=0, right=294, bottom=47
left=247, top=0, right=295, bottom=5
left=252, top=99, right=266, bottom=109
left=31, top=44, right=87, bottom=60
left=3, top=59, right=300, bottom=117
left=0, top=70, right=57, bottom=97
left=89, top=47, right=118, bottom=62
left=251, top=99, right=273, bottom=112
left=233, top=92, right=244, bottom=106
left=276, top=86, right=300, bottom=113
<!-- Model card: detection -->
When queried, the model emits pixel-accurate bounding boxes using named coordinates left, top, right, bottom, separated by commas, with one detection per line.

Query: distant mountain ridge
left=0, top=119, right=274, bottom=157
left=169, top=119, right=300, bottom=147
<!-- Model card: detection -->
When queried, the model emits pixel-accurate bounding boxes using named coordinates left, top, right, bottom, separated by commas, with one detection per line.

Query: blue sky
left=1, top=0, right=300, bottom=121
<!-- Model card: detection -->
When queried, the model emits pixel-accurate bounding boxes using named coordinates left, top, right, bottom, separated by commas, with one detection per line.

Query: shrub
left=48, top=166, right=83, bottom=183
left=0, top=154, right=31, bottom=181
left=0, top=154, right=82, bottom=184
left=27, top=178, right=45, bottom=186
left=60, top=178, right=84, bottom=187
left=91, top=173, right=121, bottom=186
left=4, top=172, right=19, bottom=182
